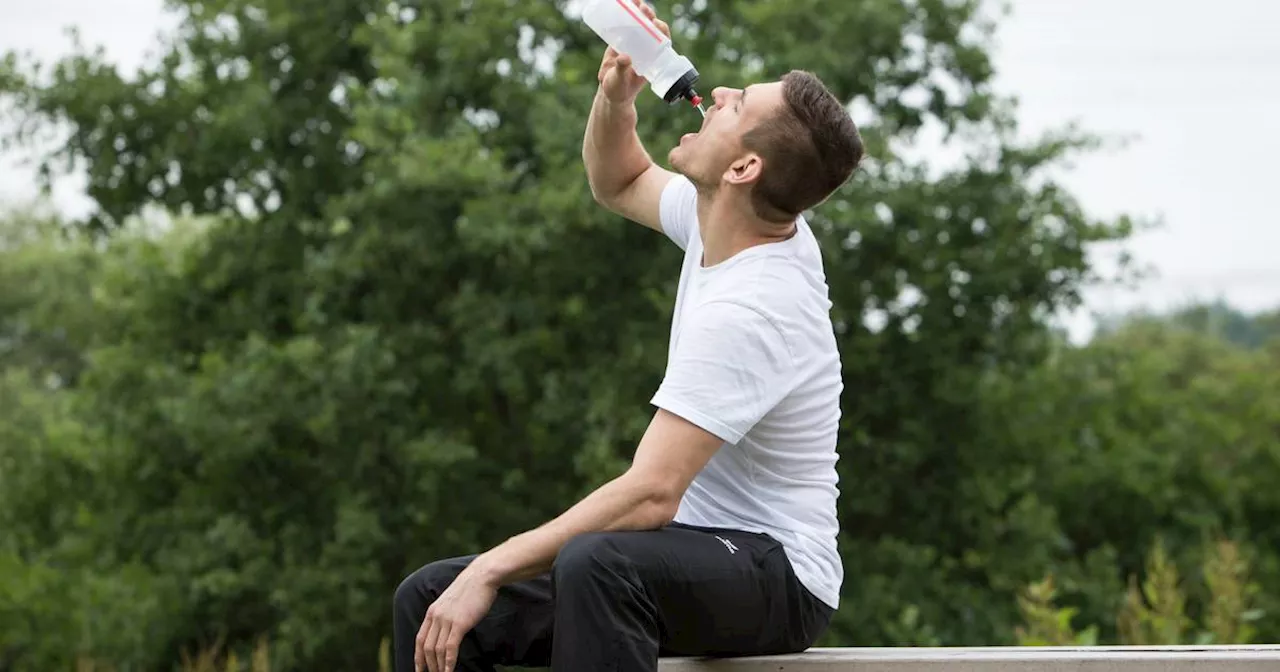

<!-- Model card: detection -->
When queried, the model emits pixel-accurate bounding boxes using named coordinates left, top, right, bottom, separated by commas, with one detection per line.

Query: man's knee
left=552, top=532, right=658, bottom=657
left=553, top=532, right=633, bottom=584
left=394, top=556, right=470, bottom=613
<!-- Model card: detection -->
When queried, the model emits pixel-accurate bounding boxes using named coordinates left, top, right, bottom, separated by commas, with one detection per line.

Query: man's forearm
left=468, top=473, right=676, bottom=585
left=582, top=91, right=654, bottom=204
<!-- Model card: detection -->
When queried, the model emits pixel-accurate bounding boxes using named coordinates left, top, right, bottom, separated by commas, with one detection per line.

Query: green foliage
left=987, top=315, right=1280, bottom=643
left=1099, top=300, right=1280, bottom=350
left=1, top=0, right=1276, bottom=669
left=1016, top=537, right=1263, bottom=647
left=0, top=216, right=192, bottom=671
left=0, top=207, right=99, bottom=384
left=1116, top=539, right=1192, bottom=645
left=1015, top=576, right=1099, bottom=646
left=1203, top=538, right=1262, bottom=645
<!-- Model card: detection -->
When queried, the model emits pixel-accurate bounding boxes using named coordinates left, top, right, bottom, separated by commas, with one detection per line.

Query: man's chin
left=667, top=146, right=684, bottom=168
left=667, top=126, right=704, bottom=163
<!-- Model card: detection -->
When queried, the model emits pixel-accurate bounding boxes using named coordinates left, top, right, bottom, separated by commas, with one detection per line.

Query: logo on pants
left=714, top=535, right=738, bottom=554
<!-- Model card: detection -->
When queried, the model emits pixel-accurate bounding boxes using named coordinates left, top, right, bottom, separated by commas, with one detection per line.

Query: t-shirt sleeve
left=658, top=173, right=698, bottom=250
left=650, top=301, right=797, bottom=444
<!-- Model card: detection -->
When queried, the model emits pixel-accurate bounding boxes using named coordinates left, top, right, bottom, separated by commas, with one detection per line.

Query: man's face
left=668, top=81, right=785, bottom=190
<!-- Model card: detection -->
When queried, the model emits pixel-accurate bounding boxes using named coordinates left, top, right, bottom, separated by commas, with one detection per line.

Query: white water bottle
left=581, top=0, right=703, bottom=106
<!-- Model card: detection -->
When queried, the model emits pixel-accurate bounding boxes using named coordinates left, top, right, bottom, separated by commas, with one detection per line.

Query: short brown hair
left=741, top=70, right=863, bottom=223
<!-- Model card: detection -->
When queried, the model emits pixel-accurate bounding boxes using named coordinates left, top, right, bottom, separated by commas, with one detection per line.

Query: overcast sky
left=2, top=0, right=1277, bottom=341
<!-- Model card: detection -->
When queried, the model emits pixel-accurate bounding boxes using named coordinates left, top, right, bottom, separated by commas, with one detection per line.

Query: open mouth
left=678, top=108, right=712, bottom=145
left=681, top=112, right=710, bottom=144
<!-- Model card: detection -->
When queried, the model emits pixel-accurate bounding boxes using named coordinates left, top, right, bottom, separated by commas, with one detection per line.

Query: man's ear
left=723, top=153, right=763, bottom=186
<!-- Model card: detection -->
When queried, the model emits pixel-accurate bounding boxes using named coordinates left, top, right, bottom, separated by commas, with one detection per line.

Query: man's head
left=668, top=70, right=863, bottom=224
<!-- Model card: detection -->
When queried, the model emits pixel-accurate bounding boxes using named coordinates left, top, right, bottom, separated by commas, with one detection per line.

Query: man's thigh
left=560, top=524, right=807, bottom=657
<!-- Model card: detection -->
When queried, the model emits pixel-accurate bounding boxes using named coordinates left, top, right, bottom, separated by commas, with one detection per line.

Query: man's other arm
left=582, top=90, right=676, bottom=233
left=413, top=408, right=722, bottom=671
left=467, top=408, right=722, bottom=585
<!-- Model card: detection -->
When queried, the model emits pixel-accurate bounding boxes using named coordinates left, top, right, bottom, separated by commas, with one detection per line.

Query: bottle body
left=582, top=0, right=699, bottom=104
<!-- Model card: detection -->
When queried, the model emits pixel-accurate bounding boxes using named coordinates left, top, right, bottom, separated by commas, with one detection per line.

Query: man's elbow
left=586, top=179, right=615, bottom=208
left=648, top=496, right=681, bottom=528
left=582, top=150, right=617, bottom=207
left=632, top=478, right=683, bottom=528
left=586, top=174, right=628, bottom=212
left=641, top=502, right=679, bottom=530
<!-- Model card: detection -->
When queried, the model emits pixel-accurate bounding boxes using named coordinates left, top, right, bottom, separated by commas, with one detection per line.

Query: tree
left=989, top=317, right=1280, bottom=644
left=1098, top=300, right=1280, bottom=349
left=0, top=209, right=193, bottom=671
left=2, top=0, right=1133, bottom=667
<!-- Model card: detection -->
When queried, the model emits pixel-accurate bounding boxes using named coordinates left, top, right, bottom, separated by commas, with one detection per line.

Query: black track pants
left=393, top=522, right=833, bottom=672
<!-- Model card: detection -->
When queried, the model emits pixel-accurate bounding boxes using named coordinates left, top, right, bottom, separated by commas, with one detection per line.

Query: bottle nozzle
left=687, top=89, right=705, bottom=116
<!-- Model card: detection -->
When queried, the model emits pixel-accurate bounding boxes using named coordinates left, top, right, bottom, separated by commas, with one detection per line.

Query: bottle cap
left=661, top=67, right=700, bottom=104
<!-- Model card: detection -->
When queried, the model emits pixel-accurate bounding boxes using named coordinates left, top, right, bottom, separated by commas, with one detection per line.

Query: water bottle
left=581, top=0, right=703, bottom=107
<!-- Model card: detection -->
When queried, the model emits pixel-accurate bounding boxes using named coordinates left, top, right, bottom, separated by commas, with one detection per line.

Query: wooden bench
left=658, top=645, right=1280, bottom=671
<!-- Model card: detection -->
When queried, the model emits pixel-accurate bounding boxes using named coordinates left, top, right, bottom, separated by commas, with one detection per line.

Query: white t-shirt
left=649, top=175, right=844, bottom=610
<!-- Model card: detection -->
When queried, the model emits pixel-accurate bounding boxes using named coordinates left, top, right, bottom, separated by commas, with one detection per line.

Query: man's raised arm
left=581, top=1, right=676, bottom=233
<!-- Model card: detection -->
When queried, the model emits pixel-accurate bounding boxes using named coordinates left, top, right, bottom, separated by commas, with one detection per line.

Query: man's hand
left=596, top=0, right=672, bottom=103
left=414, top=566, right=498, bottom=672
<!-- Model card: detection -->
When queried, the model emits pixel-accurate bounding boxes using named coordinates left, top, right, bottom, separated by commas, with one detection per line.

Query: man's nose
left=711, top=86, right=741, bottom=107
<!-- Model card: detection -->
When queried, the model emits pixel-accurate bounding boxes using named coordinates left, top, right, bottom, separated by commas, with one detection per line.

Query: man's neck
left=695, top=188, right=797, bottom=267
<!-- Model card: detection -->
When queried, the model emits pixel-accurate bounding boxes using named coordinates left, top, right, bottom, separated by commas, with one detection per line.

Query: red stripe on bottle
left=614, top=0, right=664, bottom=42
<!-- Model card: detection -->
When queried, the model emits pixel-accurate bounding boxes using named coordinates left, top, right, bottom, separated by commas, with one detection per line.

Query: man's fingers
left=614, top=54, right=645, bottom=85
left=443, top=626, right=467, bottom=672
left=639, top=0, right=666, bottom=35
left=431, top=623, right=451, bottom=672
left=440, top=622, right=455, bottom=670
left=421, top=610, right=443, bottom=672
left=637, top=1, right=670, bottom=40
left=414, top=619, right=428, bottom=672
left=599, top=46, right=616, bottom=75
left=614, top=53, right=634, bottom=80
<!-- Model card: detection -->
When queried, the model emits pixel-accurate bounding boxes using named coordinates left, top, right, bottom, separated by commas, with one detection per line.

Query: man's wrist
left=467, top=550, right=507, bottom=587
left=597, top=87, right=639, bottom=110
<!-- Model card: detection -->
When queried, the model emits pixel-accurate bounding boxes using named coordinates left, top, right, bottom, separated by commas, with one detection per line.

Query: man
left=394, top=1, right=863, bottom=670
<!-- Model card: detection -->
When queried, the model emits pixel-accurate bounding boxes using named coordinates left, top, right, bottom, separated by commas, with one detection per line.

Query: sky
left=992, top=0, right=1280, bottom=337
left=2, top=0, right=1278, bottom=341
